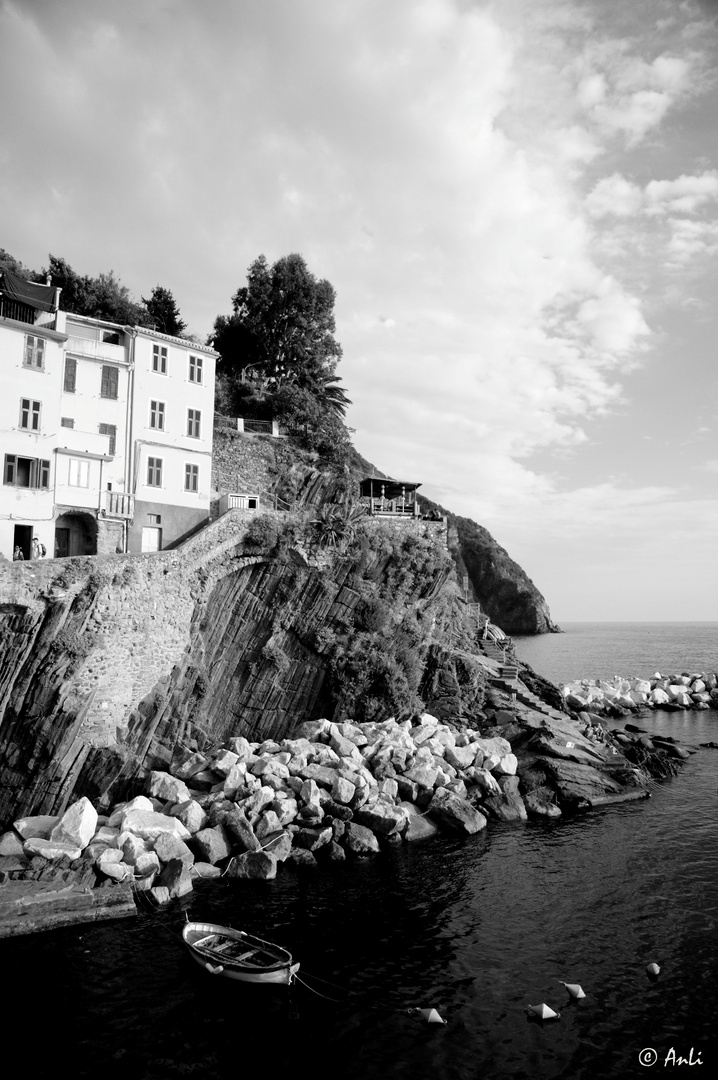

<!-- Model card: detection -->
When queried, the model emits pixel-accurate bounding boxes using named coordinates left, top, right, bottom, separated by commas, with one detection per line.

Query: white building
left=1, top=270, right=217, bottom=560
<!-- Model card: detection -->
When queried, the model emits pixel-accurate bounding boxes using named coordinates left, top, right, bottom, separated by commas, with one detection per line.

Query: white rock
left=24, top=837, right=81, bottom=861
left=173, top=799, right=208, bottom=834
left=13, top=815, right=60, bottom=841
left=107, top=796, right=154, bottom=828
left=208, top=749, right=240, bottom=777
left=50, top=797, right=98, bottom=850
left=332, top=776, right=356, bottom=805
left=649, top=688, right=670, bottom=704
left=120, top=808, right=191, bottom=842
left=146, top=771, right=192, bottom=804
left=120, top=833, right=148, bottom=865
left=493, top=753, right=518, bottom=776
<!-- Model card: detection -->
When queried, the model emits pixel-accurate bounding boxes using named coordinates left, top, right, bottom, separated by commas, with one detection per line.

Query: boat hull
left=182, top=921, right=298, bottom=985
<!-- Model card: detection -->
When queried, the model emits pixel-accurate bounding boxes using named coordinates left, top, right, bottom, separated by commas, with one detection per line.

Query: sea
left=2, top=622, right=717, bottom=1080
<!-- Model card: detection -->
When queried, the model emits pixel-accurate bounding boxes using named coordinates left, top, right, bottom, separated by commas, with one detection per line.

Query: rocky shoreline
left=561, top=670, right=718, bottom=715
left=0, top=692, right=705, bottom=930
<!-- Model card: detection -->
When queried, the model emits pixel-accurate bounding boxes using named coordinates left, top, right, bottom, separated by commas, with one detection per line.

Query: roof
left=360, top=476, right=422, bottom=498
left=133, top=324, right=218, bottom=355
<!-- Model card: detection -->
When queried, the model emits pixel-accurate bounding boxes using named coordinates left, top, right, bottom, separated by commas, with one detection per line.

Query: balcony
left=0, top=297, right=36, bottom=326
left=104, top=491, right=134, bottom=519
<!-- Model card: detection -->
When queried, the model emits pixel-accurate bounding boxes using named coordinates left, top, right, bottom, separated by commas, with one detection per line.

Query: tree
left=142, top=285, right=186, bottom=336
left=212, top=253, right=342, bottom=386
left=42, top=255, right=151, bottom=326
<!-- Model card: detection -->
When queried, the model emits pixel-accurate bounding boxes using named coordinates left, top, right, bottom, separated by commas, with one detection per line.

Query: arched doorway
left=54, top=512, right=98, bottom=558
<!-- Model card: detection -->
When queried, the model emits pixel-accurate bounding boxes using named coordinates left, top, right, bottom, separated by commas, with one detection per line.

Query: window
left=98, top=422, right=117, bottom=455
left=64, top=357, right=77, bottom=393
left=20, top=398, right=41, bottom=431
left=189, top=355, right=203, bottom=384
left=3, top=454, right=50, bottom=489
left=102, top=329, right=121, bottom=345
left=147, top=513, right=162, bottom=525
left=152, top=344, right=168, bottom=374
left=187, top=408, right=201, bottom=438
left=184, top=463, right=199, bottom=492
left=150, top=400, right=165, bottom=431
left=101, top=365, right=119, bottom=399
left=147, top=456, right=163, bottom=487
left=61, top=417, right=75, bottom=429
left=24, top=335, right=45, bottom=370
left=68, top=458, right=90, bottom=487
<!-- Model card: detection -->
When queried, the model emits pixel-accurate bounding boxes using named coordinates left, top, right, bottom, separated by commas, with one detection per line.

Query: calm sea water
left=2, top=625, right=717, bottom=1079
left=513, top=622, right=718, bottom=686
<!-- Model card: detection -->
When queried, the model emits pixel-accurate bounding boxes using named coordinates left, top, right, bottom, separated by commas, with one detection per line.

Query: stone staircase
left=491, top=665, right=566, bottom=721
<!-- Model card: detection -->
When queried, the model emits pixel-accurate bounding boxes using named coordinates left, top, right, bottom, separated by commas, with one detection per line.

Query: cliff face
left=211, top=428, right=559, bottom=635
left=0, top=512, right=486, bottom=824
left=447, top=516, right=560, bottom=635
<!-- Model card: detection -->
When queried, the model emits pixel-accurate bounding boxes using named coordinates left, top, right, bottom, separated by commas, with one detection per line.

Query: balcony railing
left=104, top=491, right=135, bottom=519
left=0, top=297, right=37, bottom=325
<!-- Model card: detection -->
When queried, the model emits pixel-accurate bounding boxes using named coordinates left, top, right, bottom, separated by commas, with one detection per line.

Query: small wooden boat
left=182, top=921, right=299, bottom=984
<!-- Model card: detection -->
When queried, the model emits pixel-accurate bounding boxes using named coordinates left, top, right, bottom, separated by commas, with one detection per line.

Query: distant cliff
left=447, top=516, right=560, bottom=635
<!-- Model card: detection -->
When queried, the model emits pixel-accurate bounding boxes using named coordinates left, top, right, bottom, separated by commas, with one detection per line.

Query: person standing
left=13, top=545, right=24, bottom=561
left=31, top=537, right=41, bottom=560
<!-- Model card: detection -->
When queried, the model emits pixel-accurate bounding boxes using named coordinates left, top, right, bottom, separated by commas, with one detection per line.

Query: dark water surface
left=3, top=708, right=717, bottom=1080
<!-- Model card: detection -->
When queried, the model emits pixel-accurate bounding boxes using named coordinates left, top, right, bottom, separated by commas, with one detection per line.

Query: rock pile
left=1, top=715, right=523, bottom=905
left=562, top=672, right=718, bottom=715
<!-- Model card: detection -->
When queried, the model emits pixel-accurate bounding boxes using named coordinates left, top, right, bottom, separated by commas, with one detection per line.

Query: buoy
left=204, top=962, right=224, bottom=975
left=646, top=962, right=660, bottom=977
left=414, top=1008, right=447, bottom=1024
left=558, top=981, right=586, bottom=999
left=525, top=1003, right=560, bottom=1020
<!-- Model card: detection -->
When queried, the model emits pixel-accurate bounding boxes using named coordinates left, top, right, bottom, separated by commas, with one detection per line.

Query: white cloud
left=587, top=173, right=644, bottom=217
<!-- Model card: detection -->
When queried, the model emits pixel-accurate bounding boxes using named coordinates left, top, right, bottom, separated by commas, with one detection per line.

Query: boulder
left=23, top=837, right=82, bottom=861
left=146, top=771, right=192, bottom=805
left=466, top=767, right=502, bottom=796
left=400, top=802, right=440, bottom=842
left=403, top=765, right=439, bottom=790
left=298, top=763, right=337, bottom=789
left=172, top=799, right=208, bottom=835
left=227, top=851, right=278, bottom=879
left=223, top=808, right=261, bottom=853
left=242, top=786, right=276, bottom=821
left=342, top=822, right=380, bottom=855
left=331, top=776, right=356, bottom=806
left=156, top=857, right=194, bottom=898
left=193, top=862, right=222, bottom=879
left=251, top=757, right=290, bottom=780
left=481, top=776, right=528, bottom=822
left=255, top=811, right=283, bottom=841
left=120, top=809, right=191, bottom=843
left=153, top=833, right=195, bottom=867
left=135, top=851, right=161, bottom=877
left=208, top=749, right=240, bottom=777
left=13, top=815, right=60, bottom=841
left=260, top=831, right=293, bottom=862
left=172, top=751, right=209, bottom=781
left=353, top=802, right=406, bottom=836
left=227, top=736, right=258, bottom=760
left=523, top=788, right=562, bottom=818
left=294, top=826, right=333, bottom=851
left=324, top=840, right=346, bottom=861
left=287, top=848, right=318, bottom=868
left=107, top=796, right=154, bottom=828
left=444, top=744, right=479, bottom=771
left=222, top=763, right=248, bottom=797
left=192, top=825, right=233, bottom=865
left=0, top=830, right=26, bottom=857
left=427, top=788, right=487, bottom=835
left=294, top=719, right=331, bottom=740
left=493, top=753, right=518, bottom=777
left=50, top=797, right=98, bottom=850
left=120, top=833, right=148, bottom=865
left=272, top=796, right=299, bottom=827
left=150, top=886, right=172, bottom=905
left=98, top=855, right=132, bottom=882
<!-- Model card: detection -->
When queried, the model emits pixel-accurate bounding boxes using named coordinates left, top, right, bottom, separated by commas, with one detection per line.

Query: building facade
left=0, top=271, right=217, bottom=560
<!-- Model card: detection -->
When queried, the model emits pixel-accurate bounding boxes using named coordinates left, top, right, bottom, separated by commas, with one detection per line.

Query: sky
left=1, top=0, right=717, bottom=623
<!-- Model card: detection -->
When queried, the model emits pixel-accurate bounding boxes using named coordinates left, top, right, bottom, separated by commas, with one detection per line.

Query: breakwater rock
left=0, top=700, right=689, bottom=923
left=561, top=672, right=718, bottom=715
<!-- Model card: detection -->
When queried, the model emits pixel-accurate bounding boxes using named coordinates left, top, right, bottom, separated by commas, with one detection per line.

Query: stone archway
left=54, top=511, right=98, bottom=558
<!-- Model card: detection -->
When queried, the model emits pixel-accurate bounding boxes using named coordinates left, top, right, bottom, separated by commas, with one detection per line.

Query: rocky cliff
left=211, top=426, right=560, bottom=635
left=0, top=511, right=492, bottom=824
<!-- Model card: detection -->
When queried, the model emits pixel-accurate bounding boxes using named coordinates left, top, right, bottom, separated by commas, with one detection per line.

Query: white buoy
left=558, top=981, right=586, bottom=999
left=416, top=1008, right=447, bottom=1024
left=646, top=962, right=660, bottom=976
left=525, top=1003, right=560, bottom=1020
